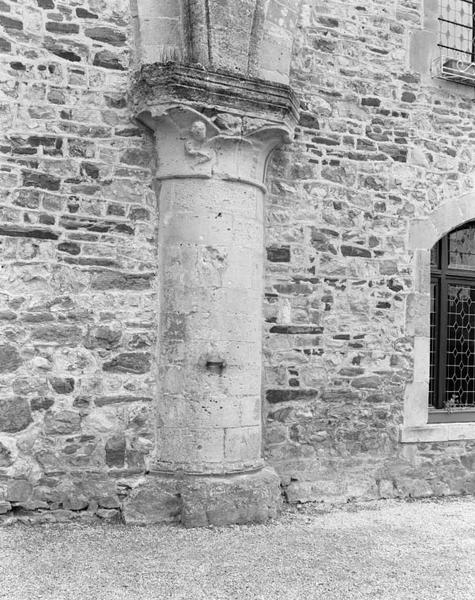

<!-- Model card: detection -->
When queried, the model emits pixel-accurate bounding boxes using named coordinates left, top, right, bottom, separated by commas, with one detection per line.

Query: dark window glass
left=430, top=244, right=439, bottom=268
left=449, top=225, right=475, bottom=269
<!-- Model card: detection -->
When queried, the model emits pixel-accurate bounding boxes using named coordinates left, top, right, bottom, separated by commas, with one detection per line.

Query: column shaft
left=156, top=178, right=265, bottom=474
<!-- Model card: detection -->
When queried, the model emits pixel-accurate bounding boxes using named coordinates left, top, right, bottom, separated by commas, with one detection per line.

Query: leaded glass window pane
left=430, top=220, right=475, bottom=412
left=445, top=283, right=475, bottom=408
left=448, top=223, right=475, bottom=269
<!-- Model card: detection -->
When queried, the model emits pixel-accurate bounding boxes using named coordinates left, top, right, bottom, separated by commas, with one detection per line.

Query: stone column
left=124, top=65, right=298, bottom=527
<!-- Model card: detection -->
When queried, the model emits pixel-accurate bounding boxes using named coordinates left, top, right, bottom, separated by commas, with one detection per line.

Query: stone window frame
left=411, top=0, right=475, bottom=94
left=401, top=193, right=475, bottom=443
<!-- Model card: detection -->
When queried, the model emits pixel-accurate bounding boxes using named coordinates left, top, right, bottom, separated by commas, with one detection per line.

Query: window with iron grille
left=437, top=0, right=475, bottom=85
left=429, top=221, right=475, bottom=423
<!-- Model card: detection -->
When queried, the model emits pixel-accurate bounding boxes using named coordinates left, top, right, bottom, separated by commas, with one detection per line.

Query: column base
left=122, top=467, right=282, bottom=527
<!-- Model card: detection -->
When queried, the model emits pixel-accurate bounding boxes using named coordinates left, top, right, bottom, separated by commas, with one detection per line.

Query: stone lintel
left=133, top=63, right=299, bottom=131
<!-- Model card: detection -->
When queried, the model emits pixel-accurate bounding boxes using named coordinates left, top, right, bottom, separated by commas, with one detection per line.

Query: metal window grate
left=436, top=0, right=475, bottom=85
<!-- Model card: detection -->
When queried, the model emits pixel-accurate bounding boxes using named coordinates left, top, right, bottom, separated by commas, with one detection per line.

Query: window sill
left=437, top=58, right=475, bottom=87
left=428, top=409, right=475, bottom=423
left=400, top=423, right=475, bottom=443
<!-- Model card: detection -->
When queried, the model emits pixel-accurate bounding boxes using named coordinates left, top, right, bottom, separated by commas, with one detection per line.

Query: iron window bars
left=429, top=222, right=475, bottom=422
left=436, top=0, right=475, bottom=85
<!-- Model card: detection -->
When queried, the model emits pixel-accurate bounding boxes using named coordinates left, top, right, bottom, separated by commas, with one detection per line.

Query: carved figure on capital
left=184, top=120, right=214, bottom=165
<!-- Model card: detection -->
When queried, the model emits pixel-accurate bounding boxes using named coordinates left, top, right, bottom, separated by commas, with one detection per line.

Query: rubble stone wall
left=263, top=0, right=475, bottom=503
left=0, top=0, right=474, bottom=524
left=0, top=0, right=156, bottom=522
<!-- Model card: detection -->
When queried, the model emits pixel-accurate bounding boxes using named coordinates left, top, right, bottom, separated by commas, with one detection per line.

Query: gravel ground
left=0, top=497, right=474, bottom=600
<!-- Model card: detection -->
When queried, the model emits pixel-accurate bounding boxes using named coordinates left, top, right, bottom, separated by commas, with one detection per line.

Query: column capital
left=133, top=63, right=299, bottom=189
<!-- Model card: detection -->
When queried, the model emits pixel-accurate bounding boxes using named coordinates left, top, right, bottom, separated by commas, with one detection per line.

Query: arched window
left=430, top=221, right=475, bottom=423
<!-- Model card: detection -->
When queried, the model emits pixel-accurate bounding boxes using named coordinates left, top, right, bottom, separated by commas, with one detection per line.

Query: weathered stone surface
left=0, top=14, right=22, bottom=30
left=93, top=50, right=126, bottom=71
left=267, top=246, right=291, bottom=263
left=0, top=0, right=157, bottom=524
left=122, top=478, right=181, bottom=525
left=7, top=480, right=33, bottom=503
left=46, top=22, right=80, bottom=35
left=105, top=435, right=126, bottom=467
left=96, top=508, right=121, bottom=522
left=102, top=353, right=151, bottom=374
left=0, top=441, right=13, bottom=467
left=31, top=325, right=82, bottom=345
left=85, top=326, right=121, bottom=350
left=98, top=495, right=120, bottom=509
left=58, top=242, right=80, bottom=255
left=0, top=501, right=12, bottom=514
left=123, top=468, right=282, bottom=527
left=76, top=8, right=98, bottom=19
left=85, top=27, right=126, bottom=46
left=0, top=345, right=21, bottom=373
left=94, top=396, right=152, bottom=407
left=0, top=0, right=472, bottom=525
left=30, top=397, right=54, bottom=411
left=61, top=495, right=89, bottom=511
left=90, top=271, right=153, bottom=290
left=266, top=389, right=317, bottom=404
left=49, top=377, right=75, bottom=394
left=44, top=410, right=81, bottom=435
left=0, top=398, right=32, bottom=433
left=22, top=171, right=60, bottom=191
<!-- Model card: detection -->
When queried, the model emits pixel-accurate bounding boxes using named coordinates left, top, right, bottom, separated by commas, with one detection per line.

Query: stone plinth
left=123, top=467, right=282, bottom=527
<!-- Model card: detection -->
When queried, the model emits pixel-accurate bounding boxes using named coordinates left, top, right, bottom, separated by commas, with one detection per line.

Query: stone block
left=457, top=193, right=475, bottom=222
left=85, top=26, right=126, bottom=46
left=0, top=345, right=22, bottom=373
left=105, top=435, right=126, bottom=467
left=408, top=219, right=438, bottom=250
left=413, top=337, right=430, bottom=383
left=0, top=441, right=13, bottom=467
left=406, top=293, right=430, bottom=337
left=44, top=410, right=81, bottom=435
left=61, top=495, right=89, bottom=511
left=403, top=382, right=429, bottom=427
left=0, top=501, right=12, bottom=515
left=224, top=426, right=261, bottom=462
left=123, top=467, right=282, bottom=527
left=158, top=427, right=225, bottom=465
left=49, top=377, right=75, bottom=394
left=122, top=478, right=181, bottom=525
left=7, top=480, right=33, bottom=503
left=0, top=397, right=32, bottom=433
left=159, top=393, right=260, bottom=429
left=97, top=508, right=121, bottom=522
left=98, top=495, right=120, bottom=509
left=102, top=352, right=151, bottom=374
